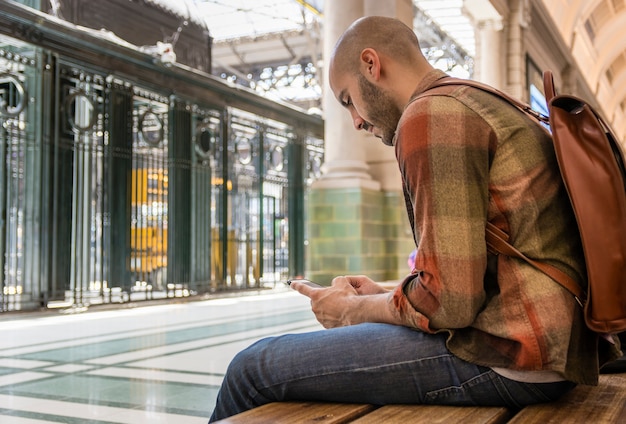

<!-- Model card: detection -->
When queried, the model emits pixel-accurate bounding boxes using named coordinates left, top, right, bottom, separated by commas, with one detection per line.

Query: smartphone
left=287, top=278, right=323, bottom=288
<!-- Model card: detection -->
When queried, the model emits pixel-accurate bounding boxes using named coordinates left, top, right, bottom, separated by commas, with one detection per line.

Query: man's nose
left=350, top=110, right=366, bottom=131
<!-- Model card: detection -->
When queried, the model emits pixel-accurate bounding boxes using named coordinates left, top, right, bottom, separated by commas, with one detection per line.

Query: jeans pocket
left=424, top=370, right=499, bottom=406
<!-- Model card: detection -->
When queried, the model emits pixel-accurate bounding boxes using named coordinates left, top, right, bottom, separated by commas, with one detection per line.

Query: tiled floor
left=0, top=289, right=322, bottom=423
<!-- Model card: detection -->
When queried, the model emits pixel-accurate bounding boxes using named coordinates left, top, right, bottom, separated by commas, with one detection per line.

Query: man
left=209, top=16, right=620, bottom=422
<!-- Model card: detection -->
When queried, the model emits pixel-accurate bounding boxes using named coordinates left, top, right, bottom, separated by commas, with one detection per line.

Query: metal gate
left=130, top=89, right=169, bottom=294
left=0, top=4, right=323, bottom=312
left=0, top=37, right=43, bottom=311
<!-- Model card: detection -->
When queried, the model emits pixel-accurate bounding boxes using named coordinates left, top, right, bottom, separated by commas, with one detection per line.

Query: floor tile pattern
left=0, top=290, right=321, bottom=423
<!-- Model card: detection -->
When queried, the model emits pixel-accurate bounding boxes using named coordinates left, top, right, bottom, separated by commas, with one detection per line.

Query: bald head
left=328, top=17, right=433, bottom=146
left=330, top=16, right=424, bottom=76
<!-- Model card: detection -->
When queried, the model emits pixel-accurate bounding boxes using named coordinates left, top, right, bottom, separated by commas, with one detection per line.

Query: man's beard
left=357, top=75, right=403, bottom=146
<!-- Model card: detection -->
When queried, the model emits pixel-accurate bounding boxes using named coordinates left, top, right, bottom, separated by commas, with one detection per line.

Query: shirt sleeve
left=391, top=93, right=496, bottom=332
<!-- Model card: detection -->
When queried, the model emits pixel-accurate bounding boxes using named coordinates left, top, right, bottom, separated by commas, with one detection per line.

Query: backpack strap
left=543, top=70, right=557, bottom=102
left=426, top=77, right=550, bottom=125
left=486, top=223, right=585, bottom=307
left=423, top=77, right=586, bottom=306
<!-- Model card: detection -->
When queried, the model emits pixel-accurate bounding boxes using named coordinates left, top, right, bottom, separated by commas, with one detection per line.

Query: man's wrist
left=350, top=293, right=398, bottom=325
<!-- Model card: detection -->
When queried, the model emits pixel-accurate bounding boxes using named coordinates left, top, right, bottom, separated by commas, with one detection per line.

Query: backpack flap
left=548, top=95, right=626, bottom=333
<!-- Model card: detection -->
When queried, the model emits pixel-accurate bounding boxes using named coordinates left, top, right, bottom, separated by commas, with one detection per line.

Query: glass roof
left=414, top=0, right=475, bottom=56
left=193, top=0, right=322, bottom=41
left=165, top=0, right=474, bottom=110
left=190, top=0, right=472, bottom=54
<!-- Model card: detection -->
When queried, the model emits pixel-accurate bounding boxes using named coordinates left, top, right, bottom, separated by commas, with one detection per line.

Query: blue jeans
left=209, top=323, right=575, bottom=422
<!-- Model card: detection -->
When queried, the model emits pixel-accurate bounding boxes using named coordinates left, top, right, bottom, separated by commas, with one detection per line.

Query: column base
left=305, top=188, right=413, bottom=284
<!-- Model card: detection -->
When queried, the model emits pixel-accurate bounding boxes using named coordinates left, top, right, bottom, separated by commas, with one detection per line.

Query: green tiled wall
left=305, top=187, right=414, bottom=284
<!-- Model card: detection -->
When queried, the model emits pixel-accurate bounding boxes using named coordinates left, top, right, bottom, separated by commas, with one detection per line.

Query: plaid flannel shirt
left=390, top=70, right=620, bottom=385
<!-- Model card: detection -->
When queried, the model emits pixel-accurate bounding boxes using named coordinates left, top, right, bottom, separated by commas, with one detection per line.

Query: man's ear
left=360, top=48, right=381, bottom=81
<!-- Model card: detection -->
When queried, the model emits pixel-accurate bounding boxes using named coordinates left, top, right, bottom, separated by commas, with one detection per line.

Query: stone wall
left=306, top=187, right=413, bottom=285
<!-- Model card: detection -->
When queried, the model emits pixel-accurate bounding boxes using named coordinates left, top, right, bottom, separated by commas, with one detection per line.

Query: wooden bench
left=215, top=373, right=626, bottom=423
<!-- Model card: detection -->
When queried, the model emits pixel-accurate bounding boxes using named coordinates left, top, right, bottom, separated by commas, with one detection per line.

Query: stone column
left=474, top=18, right=504, bottom=88
left=306, top=0, right=414, bottom=285
left=506, top=0, right=531, bottom=99
left=464, top=0, right=505, bottom=89
left=363, top=0, right=412, bottom=192
left=316, top=0, right=413, bottom=192
left=315, top=0, right=379, bottom=191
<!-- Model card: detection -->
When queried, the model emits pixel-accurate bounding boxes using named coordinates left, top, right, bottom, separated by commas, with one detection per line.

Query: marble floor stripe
left=0, top=372, right=55, bottom=388
left=0, top=360, right=55, bottom=370
left=0, top=413, right=65, bottom=424
left=0, top=394, right=207, bottom=423
left=85, top=319, right=320, bottom=366
left=87, top=366, right=226, bottom=387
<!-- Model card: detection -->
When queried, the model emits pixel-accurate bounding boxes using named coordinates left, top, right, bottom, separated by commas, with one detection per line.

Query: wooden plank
left=214, top=402, right=377, bottom=424
left=509, top=374, right=626, bottom=424
left=351, top=405, right=512, bottom=424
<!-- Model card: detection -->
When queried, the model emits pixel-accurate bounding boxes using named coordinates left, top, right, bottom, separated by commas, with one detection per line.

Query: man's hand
left=346, top=274, right=389, bottom=295
left=290, top=275, right=395, bottom=328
